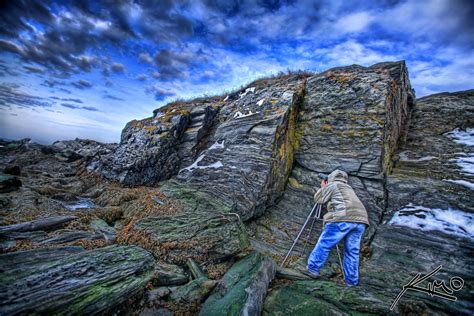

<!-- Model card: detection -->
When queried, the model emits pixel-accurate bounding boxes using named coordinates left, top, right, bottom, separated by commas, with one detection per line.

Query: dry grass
left=205, top=261, right=231, bottom=280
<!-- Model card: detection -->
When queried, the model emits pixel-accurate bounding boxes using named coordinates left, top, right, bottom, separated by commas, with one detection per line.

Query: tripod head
left=318, top=173, right=328, bottom=181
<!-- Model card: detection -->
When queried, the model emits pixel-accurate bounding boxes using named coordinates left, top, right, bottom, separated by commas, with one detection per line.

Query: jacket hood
left=328, top=169, right=348, bottom=183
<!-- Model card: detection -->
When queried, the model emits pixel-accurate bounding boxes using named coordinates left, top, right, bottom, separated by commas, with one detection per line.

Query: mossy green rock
left=263, top=280, right=390, bottom=315
left=0, top=245, right=155, bottom=315
left=134, top=211, right=249, bottom=263
left=0, top=172, right=22, bottom=193
left=199, top=252, right=276, bottom=316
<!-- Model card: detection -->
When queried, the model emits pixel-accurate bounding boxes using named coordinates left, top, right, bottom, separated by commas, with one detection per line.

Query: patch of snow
left=239, top=87, right=255, bottom=99
left=209, top=140, right=225, bottom=150
left=444, top=128, right=474, bottom=146
left=398, top=151, right=436, bottom=162
left=64, top=198, right=97, bottom=211
left=281, top=91, right=293, bottom=100
left=180, top=154, right=204, bottom=172
left=223, top=95, right=229, bottom=102
left=206, top=161, right=223, bottom=169
left=451, top=153, right=474, bottom=175
left=388, top=204, right=474, bottom=240
left=234, top=110, right=258, bottom=119
left=179, top=154, right=224, bottom=173
left=443, top=179, right=474, bottom=190
left=256, top=98, right=265, bottom=106
left=154, top=111, right=165, bottom=118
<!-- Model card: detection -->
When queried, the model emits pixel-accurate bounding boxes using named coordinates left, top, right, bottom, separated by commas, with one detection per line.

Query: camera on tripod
left=318, top=173, right=328, bottom=181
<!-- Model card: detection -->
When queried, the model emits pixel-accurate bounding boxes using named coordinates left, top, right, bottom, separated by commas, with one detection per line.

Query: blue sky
left=1, top=0, right=473, bottom=144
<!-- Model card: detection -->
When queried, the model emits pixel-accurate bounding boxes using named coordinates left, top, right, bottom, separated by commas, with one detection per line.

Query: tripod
left=280, top=203, right=345, bottom=280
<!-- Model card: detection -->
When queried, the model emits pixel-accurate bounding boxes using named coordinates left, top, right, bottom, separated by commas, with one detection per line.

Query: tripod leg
left=336, top=244, right=345, bottom=280
left=302, top=204, right=321, bottom=255
left=281, top=203, right=317, bottom=267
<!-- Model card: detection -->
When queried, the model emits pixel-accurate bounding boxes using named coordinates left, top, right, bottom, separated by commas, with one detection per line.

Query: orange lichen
left=326, top=71, right=354, bottom=84
left=144, top=125, right=160, bottom=134
left=320, top=124, right=334, bottom=131
left=206, top=262, right=231, bottom=280
left=72, top=239, right=107, bottom=250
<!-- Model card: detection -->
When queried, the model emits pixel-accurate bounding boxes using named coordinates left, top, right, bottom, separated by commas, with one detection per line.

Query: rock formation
left=0, top=62, right=472, bottom=315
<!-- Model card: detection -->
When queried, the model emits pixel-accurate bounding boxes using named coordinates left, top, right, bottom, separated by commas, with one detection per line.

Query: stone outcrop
left=0, top=245, right=155, bottom=315
left=199, top=252, right=276, bottom=315
left=127, top=211, right=249, bottom=264
left=89, top=75, right=308, bottom=222
left=0, top=216, right=78, bottom=235
left=250, top=61, right=415, bottom=261
left=0, top=173, right=22, bottom=193
left=1, top=61, right=472, bottom=315
left=88, top=111, right=190, bottom=186
left=263, top=89, right=473, bottom=315
left=386, top=90, right=474, bottom=211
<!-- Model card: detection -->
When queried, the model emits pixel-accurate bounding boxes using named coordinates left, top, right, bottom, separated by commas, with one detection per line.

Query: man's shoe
left=297, top=267, right=320, bottom=279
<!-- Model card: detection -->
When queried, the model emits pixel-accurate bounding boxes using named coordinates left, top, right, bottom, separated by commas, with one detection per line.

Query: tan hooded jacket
left=314, top=169, right=369, bottom=226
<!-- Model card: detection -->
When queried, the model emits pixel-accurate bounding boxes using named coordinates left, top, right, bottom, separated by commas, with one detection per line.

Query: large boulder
left=0, top=245, right=155, bottom=315
left=373, top=89, right=474, bottom=314
left=0, top=173, right=22, bottom=193
left=262, top=89, right=473, bottom=315
left=386, top=90, right=474, bottom=211
left=172, top=76, right=306, bottom=221
left=121, top=200, right=250, bottom=264
left=250, top=61, right=415, bottom=260
left=0, top=216, right=78, bottom=235
left=87, top=110, right=191, bottom=186
left=90, top=75, right=308, bottom=221
left=199, top=252, right=276, bottom=315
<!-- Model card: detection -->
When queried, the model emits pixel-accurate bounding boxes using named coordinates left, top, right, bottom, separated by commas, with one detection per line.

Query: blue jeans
left=307, top=221, right=366, bottom=286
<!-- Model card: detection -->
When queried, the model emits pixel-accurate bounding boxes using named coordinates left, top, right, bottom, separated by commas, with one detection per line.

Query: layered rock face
left=0, top=245, right=155, bottom=315
left=1, top=62, right=472, bottom=315
left=91, top=75, right=307, bottom=222
left=250, top=61, right=415, bottom=259
left=88, top=74, right=309, bottom=265
left=262, top=90, right=473, bottom=315
left=387, top=90, right=473, bottom=211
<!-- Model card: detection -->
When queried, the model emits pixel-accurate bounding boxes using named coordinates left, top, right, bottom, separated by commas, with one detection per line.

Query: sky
left=0, top=0, right=473, bottom=144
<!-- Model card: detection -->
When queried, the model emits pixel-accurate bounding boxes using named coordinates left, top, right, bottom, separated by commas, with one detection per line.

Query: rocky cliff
left=0, top=61, right=472, bottom=315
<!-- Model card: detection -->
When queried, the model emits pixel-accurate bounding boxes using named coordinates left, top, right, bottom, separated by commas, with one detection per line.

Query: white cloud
left=314, top=40, right=399, bottom=67
left=335, top=11, right=374, bottom=34
left=409, top=48, right=474, bottom=96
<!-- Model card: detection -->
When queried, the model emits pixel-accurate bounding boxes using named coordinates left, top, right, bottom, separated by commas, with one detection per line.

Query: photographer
left=301, top=169, right=369, bottom=287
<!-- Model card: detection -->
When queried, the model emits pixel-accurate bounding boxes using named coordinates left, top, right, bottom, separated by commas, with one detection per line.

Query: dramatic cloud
left=110, top=63, right=126, bottom=73
left=0, top=63, right=19, bottom=77
left=0, top=0, right=473, bottom=143
left=135, top=74, right=148, bottom=81
left=61, top=103, right=100, bottom=112
left=41, top=79, right=63, bottom=88
left=72, top=80, right=93, bottom=89
left=139, top=53, right=154, bottom=64
left=82, top=106, right=100, bottom=112
left=51, top=96, right=83, bottom=103
left=61, top=103, right=80, bottom=109
left=23, top=66, right=44, bottom=74
left=103, top=94, right=124, bottom=101
left=145, top=85, right=176, bottom=101
left=0, top=84, right=53, bottom=109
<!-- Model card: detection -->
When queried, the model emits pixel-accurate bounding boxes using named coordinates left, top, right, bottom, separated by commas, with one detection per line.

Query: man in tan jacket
left=303, top=169, right=369, bottom=287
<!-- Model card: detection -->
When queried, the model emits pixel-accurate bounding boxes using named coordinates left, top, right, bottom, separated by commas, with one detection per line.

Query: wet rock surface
left=0, top=63, right=472, bottom=315
left=0, top=245, right=155, bottom=315
left=249, top=61, right=415, bottom=260
left=199, top=252, right=276, bottom=316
